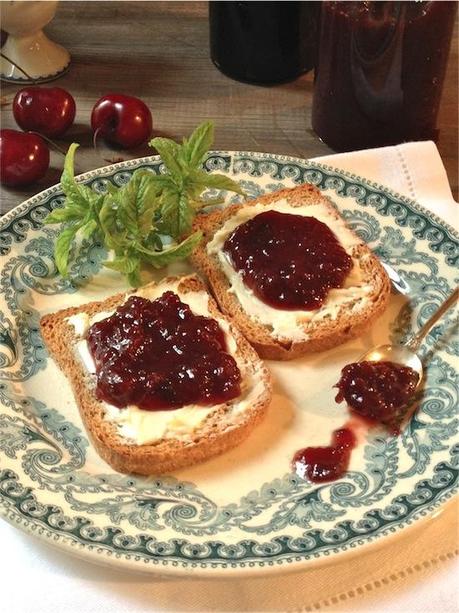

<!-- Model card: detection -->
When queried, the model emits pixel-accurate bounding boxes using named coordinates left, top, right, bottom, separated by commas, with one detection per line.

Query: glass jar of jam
left=209, top=1, right=320, bottom=85
left=312, top=1, right=457, bottom=151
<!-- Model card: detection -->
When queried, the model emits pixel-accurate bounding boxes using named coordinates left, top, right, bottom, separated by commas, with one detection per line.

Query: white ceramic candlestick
left=0, top=0, right=70, bottom=83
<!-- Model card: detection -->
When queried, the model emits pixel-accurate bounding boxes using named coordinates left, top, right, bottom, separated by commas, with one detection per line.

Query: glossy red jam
left=223, top=210, right=353, bottom=310
left=335, top=360, right=420, bottom=426
left=293, top=360, right=420, bottom=483
left=87, top=292, right=242, bottom=410
left=293, top=428, right=356, bottom=483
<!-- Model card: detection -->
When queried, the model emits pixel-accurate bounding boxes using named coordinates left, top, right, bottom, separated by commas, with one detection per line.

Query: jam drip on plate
left=223, top=210, right=353, bottom=310
left=87, top=291, right=242, bottom=410
left=335, top=360, right=420, bottom=427
left=293, top=428, right=356, bottom=483
left=293, top=360, right=420, bottom=483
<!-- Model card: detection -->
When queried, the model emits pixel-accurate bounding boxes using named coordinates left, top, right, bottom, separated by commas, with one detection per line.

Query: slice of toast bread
left=191, top=184, right=391, bottom=360
left=40, top=275, right=272, bottom=475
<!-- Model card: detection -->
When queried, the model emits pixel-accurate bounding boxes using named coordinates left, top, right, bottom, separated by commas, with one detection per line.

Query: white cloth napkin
left=314, top=140, right=458, bottom=226
left=1, top=141, right=458, bottom=613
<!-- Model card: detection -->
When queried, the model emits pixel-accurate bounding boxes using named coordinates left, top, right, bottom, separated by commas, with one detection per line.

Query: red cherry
left=91, top=94, right=152, bottom=149
left=13, top=87, right=76, bottom=138
left=0, top=129, right=50, bottom=187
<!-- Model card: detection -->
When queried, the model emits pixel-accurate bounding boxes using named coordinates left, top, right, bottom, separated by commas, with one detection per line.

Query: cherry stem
left=0, top=52, right=38, bottom=84
left=92, top=126, right=102, bottom=156
left=93, top=126, right=125, bottom=165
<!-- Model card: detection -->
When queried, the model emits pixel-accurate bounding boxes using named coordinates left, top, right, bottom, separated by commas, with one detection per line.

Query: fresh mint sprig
left=149, top=121, right=244, bottom=237
left=44, top=121, right=244, bottom=286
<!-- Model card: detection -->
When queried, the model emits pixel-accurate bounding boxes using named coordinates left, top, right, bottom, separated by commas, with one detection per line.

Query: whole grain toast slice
left=191, top=184, right=391, bottom=360
left=40, top=275, right=272, bottom=475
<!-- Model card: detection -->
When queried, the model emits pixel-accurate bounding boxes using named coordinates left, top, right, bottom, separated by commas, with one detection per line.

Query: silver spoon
left=360, top=286, right=458, bottom=388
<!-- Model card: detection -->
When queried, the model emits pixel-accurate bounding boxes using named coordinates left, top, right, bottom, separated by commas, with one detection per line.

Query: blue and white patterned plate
left=0, top=152, right=457, bottom=577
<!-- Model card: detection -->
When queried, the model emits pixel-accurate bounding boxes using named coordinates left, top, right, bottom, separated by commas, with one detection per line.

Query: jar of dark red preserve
left=312, top=1, right=457, bottom=151
left=209, top=1, right=320, bottom=85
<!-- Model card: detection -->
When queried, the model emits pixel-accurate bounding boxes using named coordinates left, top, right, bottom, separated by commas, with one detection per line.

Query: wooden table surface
left=1, top=1, right=458, bottom=214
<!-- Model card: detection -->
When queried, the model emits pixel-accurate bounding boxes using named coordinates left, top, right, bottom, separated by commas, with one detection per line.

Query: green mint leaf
left=159, top=190, right=194, bottom=238
left=43, top=204, right=86, bottom=225
left=45, top=143, right=102, bottom=228
left=175, top=192, right=195, bottom=237
left=114, top=194, right=139, bottom=240
left=190, top=196, right=226, bottom=209
left=88, top=191, right=106, bottom=217
left=99, top=196, right=126, bottom=250
left=181, top=121, right=214, bottom=168
left=106, top=172, right=163, bottom=247
left=189, top=169, right=246, bottom=195
left=148, top=137, right=183, bottom=184
left=116, top=170, right=163, bottom=238
left=59, top=143, right=103, bottom=214
left=79, top=219, right=99, bottom=240
left=156, top=189, right=179, bottom=236
left=60, top=142, right=79, bottom=196
left=106, top=183, right=119, bottom=196
left=136, top=231, right=202, bottom=268
left=103, top=254, right=140, bottom=274
left=44, top=143, right=105, bottom=278
left=127, top=267, right=142, bottom=287
left=54, top=225, right=79, bottom=277
left=60, top=143, right=93, bottom=207
left=137, top=171, right=176, bottom=190
left=138, top=206, right=157, bottom=237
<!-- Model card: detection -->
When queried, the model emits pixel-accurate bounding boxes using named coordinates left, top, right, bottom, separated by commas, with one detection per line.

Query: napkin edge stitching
left=395, top=146, right=417, bottom=201
left=293, top=548, right=458, bottom=612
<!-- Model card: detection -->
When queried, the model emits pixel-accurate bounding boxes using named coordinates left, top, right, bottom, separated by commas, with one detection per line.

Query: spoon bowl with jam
left=336, top=287, right=458, bottom=427
left=293, top=287, right=457, bottom=484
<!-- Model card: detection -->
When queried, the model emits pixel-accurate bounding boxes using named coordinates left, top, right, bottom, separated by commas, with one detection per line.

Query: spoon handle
left=406, top=287, right=458, bottom=352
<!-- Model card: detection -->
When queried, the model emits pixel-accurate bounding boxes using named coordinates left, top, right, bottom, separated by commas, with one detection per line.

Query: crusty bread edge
left=40, top=275, right=272, bottom=475
left=191, top=184, right=391, bottom=360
